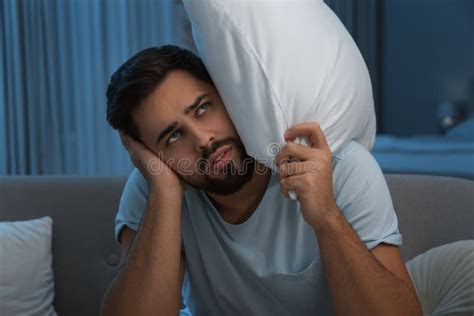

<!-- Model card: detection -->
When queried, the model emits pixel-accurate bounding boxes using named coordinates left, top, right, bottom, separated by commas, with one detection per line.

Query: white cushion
left=406, top=240, right=474, bottom=315
left=183, top=0, right=375, bottom=167
left=0, top=216, right=57, bottom=316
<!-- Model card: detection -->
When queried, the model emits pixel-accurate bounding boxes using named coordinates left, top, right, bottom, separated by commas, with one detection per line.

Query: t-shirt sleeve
left=332, top=142, right=403, bottom=250
left=114, top=168, right=149, bottom=243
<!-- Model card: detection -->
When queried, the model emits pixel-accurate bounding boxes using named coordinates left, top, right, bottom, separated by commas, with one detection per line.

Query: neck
left=206, top=163, right=272, bottom=224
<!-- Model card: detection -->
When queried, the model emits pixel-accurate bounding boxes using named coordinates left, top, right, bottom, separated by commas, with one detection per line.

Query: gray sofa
left=0, top=174, right=473, bottom=316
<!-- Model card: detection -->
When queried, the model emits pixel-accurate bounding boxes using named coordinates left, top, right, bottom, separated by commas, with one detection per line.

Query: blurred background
left=1, top=0, right=473, bottom=178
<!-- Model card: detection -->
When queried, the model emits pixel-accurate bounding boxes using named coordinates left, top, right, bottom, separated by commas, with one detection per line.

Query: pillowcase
left=183, top=0, right=376, bottom=168
left=0, top=216, right=57, bottom=316
left=406, top=240, right=474, bottom=315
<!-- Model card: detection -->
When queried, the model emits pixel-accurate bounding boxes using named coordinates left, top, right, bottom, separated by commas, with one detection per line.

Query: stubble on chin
left=181, top=144, right=256, bottom=195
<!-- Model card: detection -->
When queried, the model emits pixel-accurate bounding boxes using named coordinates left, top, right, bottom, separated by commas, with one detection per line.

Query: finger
left=120, top=131, right=142, bottom=152
left=275, top=141, right=315, bottom=166
left=119, top=130, right=131, bottom=149
left=279, top=176, right=294, bottom=198
left=279, top=160, right=317, bottom=178
left=279, top=174, right=303, bottom=199
left=119, top=130, right=150, bottom=155
left=285, top=122, right=330, bottom=151
left=279, top=175, right=289, bottom=198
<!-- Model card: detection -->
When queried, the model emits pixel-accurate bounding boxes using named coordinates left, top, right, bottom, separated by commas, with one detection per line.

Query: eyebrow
left=155, top=93, right=210, bottom=145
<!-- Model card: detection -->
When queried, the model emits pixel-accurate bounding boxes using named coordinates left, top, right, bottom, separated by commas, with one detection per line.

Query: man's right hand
left=119, top=130, right=186, bottom=197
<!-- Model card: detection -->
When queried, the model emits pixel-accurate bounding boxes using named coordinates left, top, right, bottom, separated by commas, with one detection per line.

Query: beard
left=179, top=137, right=255, bottom=195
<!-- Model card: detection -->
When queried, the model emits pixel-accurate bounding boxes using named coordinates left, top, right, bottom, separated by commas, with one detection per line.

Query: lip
left=209, top=146, right=232, bottom=166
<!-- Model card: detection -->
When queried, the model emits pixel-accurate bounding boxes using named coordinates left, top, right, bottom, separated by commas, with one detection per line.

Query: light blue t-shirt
left=115, top=140, right=402, bottom=315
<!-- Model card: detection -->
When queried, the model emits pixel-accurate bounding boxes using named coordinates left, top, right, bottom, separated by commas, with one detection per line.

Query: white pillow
left=183, top=0, right=375, bottom=168
left=0, top=216, right=57, bottom=316
left=406, top=240, right=474, bottom=315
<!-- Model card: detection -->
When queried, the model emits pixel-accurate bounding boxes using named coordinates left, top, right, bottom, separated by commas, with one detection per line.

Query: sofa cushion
left=385, top=174, right=474, bottom=260
left=0, top=176, right=125, bottom=316
left=406, top=240, right=474, bottom=315
left=0, top=216, right=56, bottom=315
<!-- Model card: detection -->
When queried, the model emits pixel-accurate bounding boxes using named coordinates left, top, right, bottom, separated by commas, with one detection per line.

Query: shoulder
left=122, top=168, right=149, bottom=197
left=332, top=140, right=373, bottom=166
left=331, top=140, right=386, bottom=199
left=332, top=140, right=380, bottom=178
left=117, top=168, right=149, bottom=211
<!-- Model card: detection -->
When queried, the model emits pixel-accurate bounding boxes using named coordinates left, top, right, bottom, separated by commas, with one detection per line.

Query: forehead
left=132, top=70, right=214, bottom=142
left=143, top=70, right=212, bottom=114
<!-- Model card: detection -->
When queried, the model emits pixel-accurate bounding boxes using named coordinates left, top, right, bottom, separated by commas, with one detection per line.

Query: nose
left=192, top=127, right=215, bottom=152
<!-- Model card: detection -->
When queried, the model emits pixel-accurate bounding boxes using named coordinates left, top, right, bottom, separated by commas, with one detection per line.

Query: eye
left=166, top=130, right=181, bottom=145
left=196, top=102, right=210, bottom=116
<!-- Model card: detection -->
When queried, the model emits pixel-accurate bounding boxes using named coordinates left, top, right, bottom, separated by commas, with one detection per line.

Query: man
left=101, top=45, right=422, bottom=315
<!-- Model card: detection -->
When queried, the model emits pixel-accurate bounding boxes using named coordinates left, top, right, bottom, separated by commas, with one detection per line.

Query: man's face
left=132, top=70, right=255, bottom=195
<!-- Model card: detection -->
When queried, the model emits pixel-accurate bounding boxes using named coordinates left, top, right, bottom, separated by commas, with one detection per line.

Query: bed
left=372, top=117, right=474, bottom=180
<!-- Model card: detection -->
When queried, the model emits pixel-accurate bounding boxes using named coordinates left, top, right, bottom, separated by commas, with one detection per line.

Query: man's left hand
left=275, top=122, right=338, bottom=227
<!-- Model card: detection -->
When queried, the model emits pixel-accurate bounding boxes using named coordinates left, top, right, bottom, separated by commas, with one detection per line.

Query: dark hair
left=106, top=45, right=213, bottom=140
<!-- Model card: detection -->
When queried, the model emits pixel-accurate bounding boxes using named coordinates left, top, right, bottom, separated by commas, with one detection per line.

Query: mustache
left=202, top=138, right=240, bottom=160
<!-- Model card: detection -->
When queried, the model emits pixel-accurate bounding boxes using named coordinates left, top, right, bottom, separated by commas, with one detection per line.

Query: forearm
left=313, top=208, right=422, bottom=316
left=101, top=192, right=183, bottom=316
